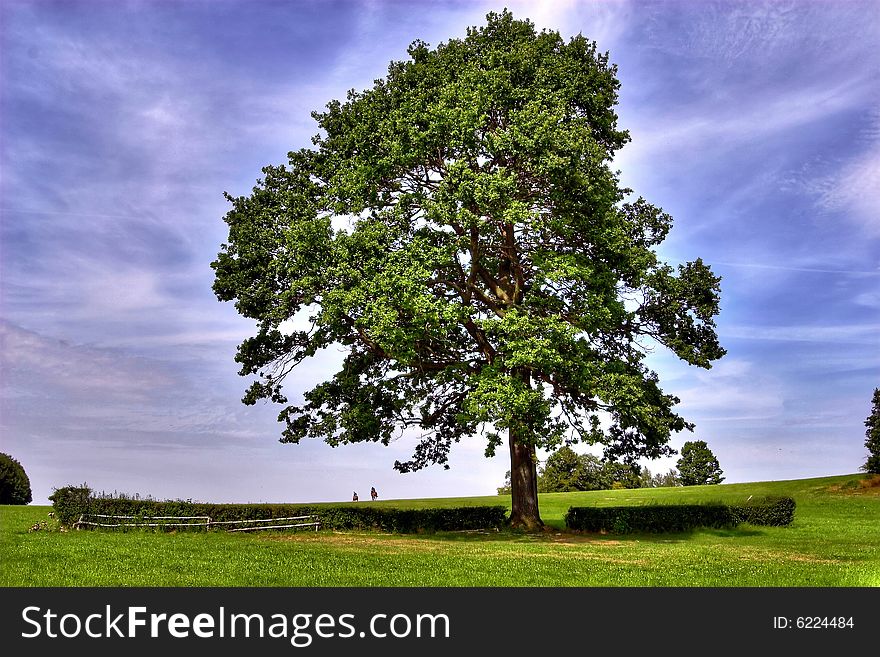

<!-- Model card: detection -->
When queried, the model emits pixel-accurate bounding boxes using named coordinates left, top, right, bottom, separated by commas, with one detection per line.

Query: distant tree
left=863, top=388, right=880, bottom=475
left=536, top=447, right=610, bottom=492
left=581, top=458, right=614, bottom=490
left=676, top=440, right=724, bottom=485
left=602, top=461, right=643, bottom=489
left=649, top=468, right=682, bottom=488
left=537, top=446, right=584, bottom=492
left=531, top=446, right=645, bottom=491
left=0, top=453, right=32, bottom=505
left=211, top=10, right=725, bottom=529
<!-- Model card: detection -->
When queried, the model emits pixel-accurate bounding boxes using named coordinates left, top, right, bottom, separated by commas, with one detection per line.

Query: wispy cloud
left=807, top=129, right=880, bottom=237
left=721, top=323, right=880, bottom=345
left=620, top=74, right=875, bottom=170
left=673, top=358, right=785, bottom=421
left=506, top=0, right=632, bottom=50
left=0, top=321, right=243, bottom=435
left=713, top=261, right=880, bottom=277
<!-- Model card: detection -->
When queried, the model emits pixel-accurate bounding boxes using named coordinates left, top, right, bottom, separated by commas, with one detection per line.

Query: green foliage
left=0, top=453, right=32, bottom=505
left=537, top=446, right=606, bottom=491
left=499, top=447, right=681, bottom=492
left=676, top=440, right=724, bottom=486
left=564, top=502, right=735, bottom=533
left=863, top=388, right=880, bottom=475
left=47, top=484, right=93, bottom=524
left=316, top=505, right=508, bottom=532
left=538, top=448, right=578, bottom=491
left=728, top=496, right=796, bottom=527
left=211, top=9, right=725, bottom=513
left=642, top=467, right=682, bottom=488
left=49, top=490, right=506, bottom=533
left=520, top=446, right=659, bottom=491
left=601, top=461, right=643, bottom=490
left=564, top=496, right=795, bottom=533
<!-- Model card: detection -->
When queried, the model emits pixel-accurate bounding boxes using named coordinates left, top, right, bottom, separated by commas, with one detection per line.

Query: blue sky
left=1, top=1, right=877, bottom=505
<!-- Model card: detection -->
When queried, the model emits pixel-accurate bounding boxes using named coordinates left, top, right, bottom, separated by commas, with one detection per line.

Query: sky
left=1, top=0, right=878, bottom=506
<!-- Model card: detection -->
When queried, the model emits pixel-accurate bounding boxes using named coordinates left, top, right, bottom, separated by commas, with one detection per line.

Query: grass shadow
left=413, top=524, right=767, bottom=544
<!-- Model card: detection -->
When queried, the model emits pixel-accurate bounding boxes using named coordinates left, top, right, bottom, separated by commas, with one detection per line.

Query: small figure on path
left=352, top=491, right=358, bottom=502
left=370, top=486, right=378, bottom=501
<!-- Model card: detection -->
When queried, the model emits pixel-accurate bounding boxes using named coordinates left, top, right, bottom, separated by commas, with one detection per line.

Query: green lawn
left=1, top=473, right=878, bottom=587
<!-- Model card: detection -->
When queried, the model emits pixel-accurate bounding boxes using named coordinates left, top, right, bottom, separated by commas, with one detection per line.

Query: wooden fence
left=73, top=513, right=321, bottom=532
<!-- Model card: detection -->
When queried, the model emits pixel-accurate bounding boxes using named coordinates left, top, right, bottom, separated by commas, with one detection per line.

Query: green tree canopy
left=676, top=440, right=724, bottom=486
left=537, top=446, right=590, bottom=492
left=0, top=452, right=32, bottom=505
left=537, top=446, right=619, bottom=492
left=212, top=11, right=724, bottom=528
left=499, top=446, right=646, bottom=493
left=863, top=388, right=880, bottom=475
left=648, top=468, right=682, bottom=488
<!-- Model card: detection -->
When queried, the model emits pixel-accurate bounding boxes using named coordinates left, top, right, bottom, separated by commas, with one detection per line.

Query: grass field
left=1, top=473, right=878, bottom=587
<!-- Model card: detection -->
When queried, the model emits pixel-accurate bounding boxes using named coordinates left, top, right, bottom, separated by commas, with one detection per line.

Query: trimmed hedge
left=564, top=503, right=735, bottom=534
left=564, top=496, right=796, bottom=533
left=728, top=495, right=796, bottom=527
left=49, top=487, right=508, bottom=533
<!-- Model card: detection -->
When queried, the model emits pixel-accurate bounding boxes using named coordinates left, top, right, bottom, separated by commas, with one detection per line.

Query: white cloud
left=0, top=321, right=173, bottom=403
left=812, top=144, right=880, bottom=237
left=854, top=291, right=880, bottom=308
left=502, top=0, right=632, bottom=51
left=713, top=260, right=880, bottom=277
left=0, top=321, right=261, bottom=438
left=721, top=323, right=880, bottom=345
left=675, top=358, right=786, bottom=421
left=621, top=75, right=875, bottom=167
left=507, top=0, right=578, bottom=29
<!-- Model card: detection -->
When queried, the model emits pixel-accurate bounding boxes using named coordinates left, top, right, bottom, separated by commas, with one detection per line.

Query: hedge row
left=49, top=486, right=508, bottom=533
left=728, top=496, right=796, bottom=527
left=564, top=503, right=734, bottom=533
left=564, top=496, right=796, bottom=533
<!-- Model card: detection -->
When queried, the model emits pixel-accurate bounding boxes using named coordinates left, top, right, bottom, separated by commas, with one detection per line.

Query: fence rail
left=73, top=513, right=320, bottom=532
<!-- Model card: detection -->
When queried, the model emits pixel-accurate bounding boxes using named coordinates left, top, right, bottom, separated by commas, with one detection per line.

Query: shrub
left=0, top=453, right=33, bottom=505
left=564, top=496, right=795, bottom=533
left=564, top=503, right=735, bottom=533
left=728, top=496, right=796, bottom=527
left=860, top=474, right=880, bottom=489
left=48, top=484, right=93, bottom=524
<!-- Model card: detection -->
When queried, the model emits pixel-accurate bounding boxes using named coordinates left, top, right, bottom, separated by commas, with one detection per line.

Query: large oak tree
left=212, top=11, right=725, bottom=529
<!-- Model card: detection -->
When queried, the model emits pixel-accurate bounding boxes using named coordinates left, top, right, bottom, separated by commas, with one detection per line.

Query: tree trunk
left=508, top=427, right=543, bottom=530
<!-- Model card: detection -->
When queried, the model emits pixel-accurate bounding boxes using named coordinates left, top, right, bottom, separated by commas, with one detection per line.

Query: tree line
left=499, top=440, right=724, bottom=493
